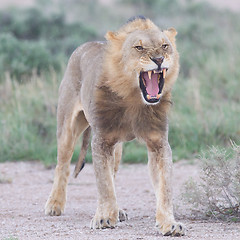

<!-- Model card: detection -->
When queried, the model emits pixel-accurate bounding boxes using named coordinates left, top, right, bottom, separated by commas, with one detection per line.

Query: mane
left=103, top=17, right=160, bottom=98
left=117, top=17, right=158, bottom=35
left=127, top=15, right=147, bottom=23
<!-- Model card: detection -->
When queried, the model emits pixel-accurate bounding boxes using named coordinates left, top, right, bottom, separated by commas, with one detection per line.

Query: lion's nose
left=151, top=56, right=164, bottom=67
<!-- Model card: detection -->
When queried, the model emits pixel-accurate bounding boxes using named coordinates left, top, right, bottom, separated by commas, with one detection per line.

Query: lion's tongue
left=143, top=72, right=159, bottom=96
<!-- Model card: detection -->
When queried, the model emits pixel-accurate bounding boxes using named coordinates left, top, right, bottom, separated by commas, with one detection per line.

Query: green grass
left=0, top=0, right=240, bottom=164
left=0, top=71, right=59, bottom=165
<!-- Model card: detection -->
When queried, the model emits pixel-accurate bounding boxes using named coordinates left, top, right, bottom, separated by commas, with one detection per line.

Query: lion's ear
left=164, top=27, right=177, bottom=43
left=167, top=27, right=177, bottom=37
left=105, top=31, right=118, bottom=41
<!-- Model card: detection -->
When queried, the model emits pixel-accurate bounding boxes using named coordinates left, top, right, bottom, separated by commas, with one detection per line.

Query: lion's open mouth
left=139, top=68, right=167, bottom=104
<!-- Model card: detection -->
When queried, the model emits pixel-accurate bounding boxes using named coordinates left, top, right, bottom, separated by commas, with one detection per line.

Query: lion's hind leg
left=113, top=142, right=122, bottom=178
left=45, top=101, right=88, bottom=216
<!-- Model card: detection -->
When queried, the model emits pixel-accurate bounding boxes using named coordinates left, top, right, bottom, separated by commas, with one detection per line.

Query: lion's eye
left=135, top=46, right=144, bottom=51
left=162, top=44, right=169, bottom=50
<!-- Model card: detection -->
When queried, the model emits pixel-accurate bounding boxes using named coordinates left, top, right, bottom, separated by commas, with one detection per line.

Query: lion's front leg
left=147, top=137, right=185, bottom=236
left=90, top=133, right=119, bottom=229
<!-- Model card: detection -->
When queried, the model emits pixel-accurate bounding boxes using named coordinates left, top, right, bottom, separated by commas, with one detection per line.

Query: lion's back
left=59, top=41, right=106, bottom=104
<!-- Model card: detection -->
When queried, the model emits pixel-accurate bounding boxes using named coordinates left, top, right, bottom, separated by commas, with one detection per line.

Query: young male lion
left=45, top=16, right=185, bottom=236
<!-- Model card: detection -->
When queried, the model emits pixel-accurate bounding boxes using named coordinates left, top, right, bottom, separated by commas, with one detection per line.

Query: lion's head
left=104, top=17, right=179, bottom=105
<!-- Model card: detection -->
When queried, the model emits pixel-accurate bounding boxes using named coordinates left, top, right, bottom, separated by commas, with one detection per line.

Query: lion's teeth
left=148, top=70, right=152, bottom=79
left=157, top=94, right=161, bottom=99
left=162, top=68, right=166, bottom=78
left=153, top=70, right=157, bottom=74
left=146, top=94, right=151, bottom=100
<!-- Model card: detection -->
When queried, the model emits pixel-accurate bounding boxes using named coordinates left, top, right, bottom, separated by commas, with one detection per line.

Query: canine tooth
left=148, top=70, right=152, bottom=79
left=146, top=94, right=151, bottom=100
left=157, top=94, right=161, bottom=99
left=162, top=68, right=166, bottom=78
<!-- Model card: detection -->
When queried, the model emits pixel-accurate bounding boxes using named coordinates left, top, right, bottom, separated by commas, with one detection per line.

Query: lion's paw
left=45, top=198, right=65, bottom=216
left=90, top=216, right=117, bottom=229
left=90, top=207, right=119, bottom=229
left=119, top=209, right=128, bottom=222
left=156, top=221, right=186, bottom=236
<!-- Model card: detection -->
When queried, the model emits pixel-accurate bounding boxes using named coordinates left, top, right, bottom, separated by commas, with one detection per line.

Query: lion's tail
left=73, top=126, right=91, bottom=178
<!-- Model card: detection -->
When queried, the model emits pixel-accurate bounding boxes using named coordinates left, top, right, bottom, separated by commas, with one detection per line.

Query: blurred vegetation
left=0, top=7, right=97, bottom=80
left=0, top=0, right=240, bottom=165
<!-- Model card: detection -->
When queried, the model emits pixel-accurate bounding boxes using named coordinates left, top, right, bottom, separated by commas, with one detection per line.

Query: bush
left=0, top=8, right=98, bottom=81
left=182, top=143, right=240, bottom=221
left=0, top=33, right=58, bottom=79
left=0, top=8, right=97, bottom=43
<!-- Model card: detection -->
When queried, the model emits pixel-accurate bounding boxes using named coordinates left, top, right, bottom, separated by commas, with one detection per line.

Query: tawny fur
left=45, top=17, right=185, bottom=236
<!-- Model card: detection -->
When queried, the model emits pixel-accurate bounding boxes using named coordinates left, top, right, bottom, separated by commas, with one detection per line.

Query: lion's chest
left=94, top=87, right=169, bottom=141
left=94, top=106, right=135, bottom=140
left=95, top=104, right=167, bottom=141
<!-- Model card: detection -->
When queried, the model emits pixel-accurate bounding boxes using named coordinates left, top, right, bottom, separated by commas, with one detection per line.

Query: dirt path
left=0, top=161, right=239, bottom=240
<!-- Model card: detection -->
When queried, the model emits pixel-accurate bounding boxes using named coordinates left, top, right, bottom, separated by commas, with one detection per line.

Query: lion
left=45, top=16, right=185, bottom=236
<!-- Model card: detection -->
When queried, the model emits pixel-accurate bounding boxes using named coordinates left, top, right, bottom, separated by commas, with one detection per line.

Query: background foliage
left=0, top=0, right=240, bottom=165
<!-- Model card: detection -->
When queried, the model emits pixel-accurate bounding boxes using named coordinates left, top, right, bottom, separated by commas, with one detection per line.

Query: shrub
left=182, top=143, right=240, bottom=221
left=0, top=8, right=98, bottom=81
left=0, top=33, right=58, bottom=80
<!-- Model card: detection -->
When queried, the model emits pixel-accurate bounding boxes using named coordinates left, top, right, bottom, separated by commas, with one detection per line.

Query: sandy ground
left=1, top=161, right=239, bottom=240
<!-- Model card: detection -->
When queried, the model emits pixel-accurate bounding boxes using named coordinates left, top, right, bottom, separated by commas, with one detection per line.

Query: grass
left=0, top=0, right=240, bottom=164
left=0, top=70, right=59, bottom=165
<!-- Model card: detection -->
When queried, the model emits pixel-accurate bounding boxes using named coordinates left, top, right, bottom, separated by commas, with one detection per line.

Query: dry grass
left=182, top=142, right=240, bottom=221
